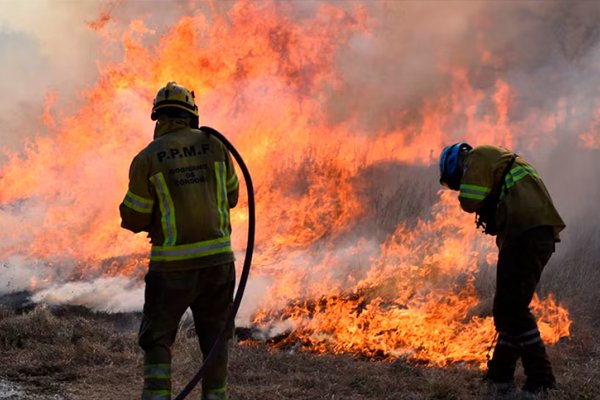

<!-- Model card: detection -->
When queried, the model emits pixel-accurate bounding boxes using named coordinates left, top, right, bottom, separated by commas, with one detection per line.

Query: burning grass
left=0, top=304, right=598, bottom=400
left=0, top=0, right=590, bottom=381
left=0, top=1, right=599, bottom=398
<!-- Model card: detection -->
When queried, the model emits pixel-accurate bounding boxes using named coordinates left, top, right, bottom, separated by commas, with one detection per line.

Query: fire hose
left=174, top=126, right=255, bottom=400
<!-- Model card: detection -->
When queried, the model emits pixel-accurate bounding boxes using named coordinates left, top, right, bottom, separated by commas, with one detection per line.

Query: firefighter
left=439, top=143, right=565, bottom=395
left=120, top=82, right=239, bottom=400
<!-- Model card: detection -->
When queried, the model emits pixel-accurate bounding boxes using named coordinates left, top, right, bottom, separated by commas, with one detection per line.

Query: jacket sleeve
left=458, top=150, right=493, bottom=213
left=224, top=149, right=239, bottom=209
left=119, top=153, right=154, bottom=233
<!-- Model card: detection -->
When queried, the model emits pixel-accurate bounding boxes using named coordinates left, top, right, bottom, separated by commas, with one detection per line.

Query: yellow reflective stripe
left=204, top=387, right=227, bottom=399
left=151, top=236, right=232, bottom=262
left=459, top=184, right=491, bottom=200
left=460, top=184, right=491, bottom=193
left=144, top=363, right=171, bottom=379
left=505, top=165, right=530, bottom=189
left=523, top=164, right=540, bottom=179
left=150, top=173, right=177, bottom=246
left=144, top=373, right=170, bottom=379
left=142, top=390, right=171, bottom=400
left=123, top=190, right=154, bottom=213
left=459, top=192, right=487, bottom=200
left=215, top=161, right=229, bottom=236
left=226, top=173, right=239, bottom=193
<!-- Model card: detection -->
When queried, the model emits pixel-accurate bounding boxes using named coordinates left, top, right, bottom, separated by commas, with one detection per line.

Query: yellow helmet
left=151, top=81, right=199, bottom=121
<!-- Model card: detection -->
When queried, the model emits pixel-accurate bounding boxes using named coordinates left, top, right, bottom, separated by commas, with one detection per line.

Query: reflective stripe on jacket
left=458, top=145, right=565, bottom=249
left=120, top=118, right=239, bottom=271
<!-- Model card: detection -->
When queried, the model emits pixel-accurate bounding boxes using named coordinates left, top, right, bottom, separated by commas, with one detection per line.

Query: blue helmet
left=439, top=142, right=472, bottom=190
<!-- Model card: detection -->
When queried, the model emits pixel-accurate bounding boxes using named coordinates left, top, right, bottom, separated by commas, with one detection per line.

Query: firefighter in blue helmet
left=120, top=82, right=239, bottom=400
left=440, top=143, right=565, bottom=395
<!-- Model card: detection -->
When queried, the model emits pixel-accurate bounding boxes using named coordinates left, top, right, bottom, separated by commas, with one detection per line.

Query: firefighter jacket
left=458, top=145, right=565, bottom=249
left=120, top=118, right=239, bottom=271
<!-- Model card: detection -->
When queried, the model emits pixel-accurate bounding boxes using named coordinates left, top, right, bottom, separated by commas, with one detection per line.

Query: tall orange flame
left=0, top=1, right=570, bottom=366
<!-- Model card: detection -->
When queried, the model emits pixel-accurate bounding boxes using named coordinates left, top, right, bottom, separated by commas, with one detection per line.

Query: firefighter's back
left=142, top=127, right=239, bottom=271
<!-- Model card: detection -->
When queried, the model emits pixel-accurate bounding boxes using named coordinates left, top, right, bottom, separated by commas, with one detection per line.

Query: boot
left=485, top=380, right=518, bottom=398
left=520, top=339, right=555, bottom=394
left=486, top=334, right=520, bottom=384
left=522, top=380, right=556, bottom=393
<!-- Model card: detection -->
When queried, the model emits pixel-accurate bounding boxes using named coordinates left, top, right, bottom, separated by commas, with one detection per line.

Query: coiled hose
left=174, top=126, right=255, bottom=400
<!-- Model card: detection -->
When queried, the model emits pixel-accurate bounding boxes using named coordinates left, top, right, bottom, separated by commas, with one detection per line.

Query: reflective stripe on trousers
left=497, top=328, right=542, bottom=348
left=142, top=390, right=170, bottom=400
left=142, top=363, right=171, bottom=400
left=203, top=387, right=228, bottom=400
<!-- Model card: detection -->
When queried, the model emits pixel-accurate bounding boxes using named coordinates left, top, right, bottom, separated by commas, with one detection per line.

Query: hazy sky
left=0, top=0, right=103, bottom=150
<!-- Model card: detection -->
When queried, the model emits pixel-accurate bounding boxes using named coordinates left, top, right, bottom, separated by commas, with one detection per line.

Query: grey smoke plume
left=0, top=0, right=598, bottom=321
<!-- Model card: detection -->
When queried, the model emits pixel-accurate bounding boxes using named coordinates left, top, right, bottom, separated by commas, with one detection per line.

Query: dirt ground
left=0, top=304, right=598, bottom=400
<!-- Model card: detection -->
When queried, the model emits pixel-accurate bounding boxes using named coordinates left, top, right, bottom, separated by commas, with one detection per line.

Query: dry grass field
left=0, top=165, right=598, bottom=399
left=2, top=2, right=600, bottom=399
left=0, top=300, right=598, bottom=400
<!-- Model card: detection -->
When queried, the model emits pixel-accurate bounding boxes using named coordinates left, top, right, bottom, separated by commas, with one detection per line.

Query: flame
left=252, top=192, right=568, bottom=366
left=580, top=108, right=600, bottom=149
left=0, top=0, right=572, bottom=366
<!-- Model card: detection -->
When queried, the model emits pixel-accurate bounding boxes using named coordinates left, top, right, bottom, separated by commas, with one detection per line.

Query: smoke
left=325, top=1, right=600, bottom=313
left=332, top=2, right=600, bottom=139
left=0, top=1, right=103, bottom=155
left=0, top=0, right=598, bottom=326
left=30, top=277, right=143, bottom=313
left=0, top=256, right=57, bottom=295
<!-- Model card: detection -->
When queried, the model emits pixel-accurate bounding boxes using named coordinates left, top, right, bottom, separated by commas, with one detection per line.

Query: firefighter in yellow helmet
left=120, top=82, right=239, bottom=400
left=439, top=144, right=565, bottom=396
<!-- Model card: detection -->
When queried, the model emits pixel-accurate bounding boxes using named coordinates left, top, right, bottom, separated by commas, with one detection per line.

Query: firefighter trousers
left=138, top=262, right=235, bottom=400
left=488, top=226, right=556, bottom=387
